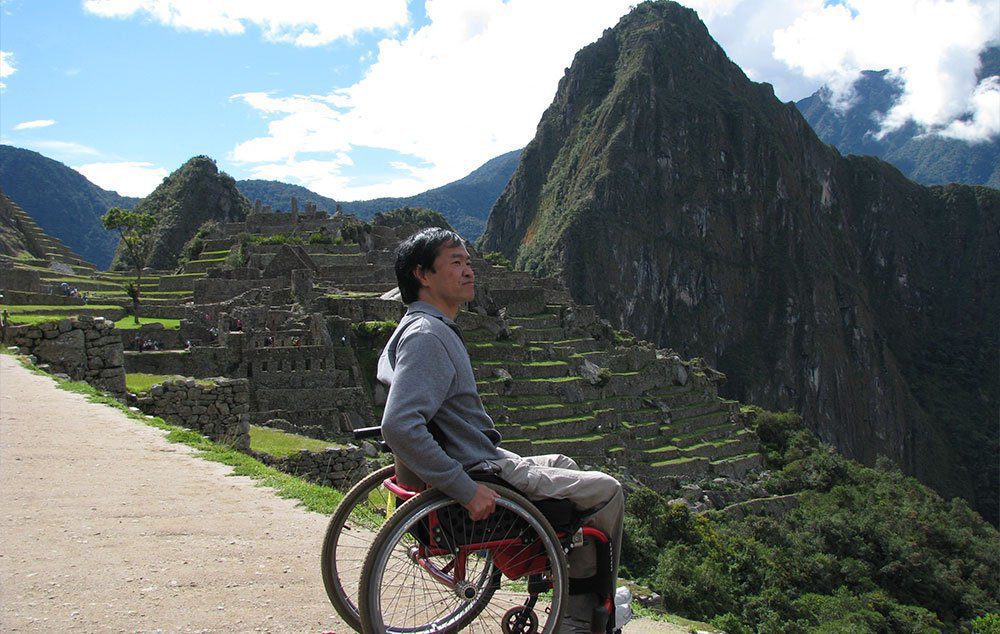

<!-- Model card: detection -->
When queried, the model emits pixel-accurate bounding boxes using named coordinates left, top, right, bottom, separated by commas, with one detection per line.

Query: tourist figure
left=378, top=228, right=626, bottom=633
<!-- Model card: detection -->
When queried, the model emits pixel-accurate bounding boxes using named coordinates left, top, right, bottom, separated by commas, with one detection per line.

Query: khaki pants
left=488, top=450, right=624, bottom=633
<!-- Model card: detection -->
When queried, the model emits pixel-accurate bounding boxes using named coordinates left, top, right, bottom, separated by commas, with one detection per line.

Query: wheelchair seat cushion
left=471, top=472, right=582, bottom=533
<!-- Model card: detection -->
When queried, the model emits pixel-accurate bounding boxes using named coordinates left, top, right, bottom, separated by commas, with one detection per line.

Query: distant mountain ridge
left=0, top=145, right=139, bottom=269
left=236, top=148, right=522, bottom=239
left=480, top=0, right=998, bottom=523
left=796, top=47, right=999, bottom=187
left=235, top=180, right=339, bottom=216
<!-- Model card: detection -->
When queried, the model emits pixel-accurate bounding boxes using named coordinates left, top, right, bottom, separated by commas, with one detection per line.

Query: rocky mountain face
left=123, top=156, right=250, bottom=271
left=480, top=1, right=998, bottom=522
left=0, top=145, right=138, bottom=268
left=797, top=47, right=999, bottom=188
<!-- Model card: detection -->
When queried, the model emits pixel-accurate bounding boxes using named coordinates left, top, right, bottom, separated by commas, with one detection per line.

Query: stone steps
left=329, top=283, right=397, bottom=294
left=664, top=408, right=734, bottom=436
left=487, top=288, right=546, bottom=316
left=466, top=342, right=546, bottom=362
left=496, top=410, right=609, bottom=441
left=552, top=338, right=609, bottom=355
left=667, top=400, right=726, bottom=421
left=519, top=327, right=566, bottom=343
left=644, top=456, right=711, bottom=478
left=182, top=258, right=227, bottom=274
left=679, top=433, right=758, bottom=461
left=309, top=253, right=369, bottom=267
left=529, top=432, right=617, bottom=456
left=499, top=396, right=639, bottom=425
left=507, top=313, right=561, bottom=329
left=472, top=360, right=571, bottom=380
left=670, top=419, right=742, bottom=447
left=710, top=453, right=766, bottom=479
left=500, top=376, right=586, bottom=397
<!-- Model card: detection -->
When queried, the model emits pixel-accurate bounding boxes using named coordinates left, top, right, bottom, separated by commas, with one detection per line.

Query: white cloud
left=13, top=119, right=56, bottom=130
left=22, top=140, right=102, bottom=158
left=0, top=50, right=15, bottom=89
left=75, top=161, right=169, bottom=197
left=82, top=0, right=409, bottom=46
left=773, top=0, right=1000, bottom=140
left=939, top=75, right=1000, bottom=142
left=232, top=0, right=637, bottom=199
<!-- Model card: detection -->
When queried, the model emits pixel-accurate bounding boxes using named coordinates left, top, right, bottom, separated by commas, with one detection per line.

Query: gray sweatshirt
left=377, top=301, right=502, bottom=504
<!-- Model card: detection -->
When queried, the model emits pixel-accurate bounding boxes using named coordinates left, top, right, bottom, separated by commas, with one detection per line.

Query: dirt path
left=0, top=355, right=689, bottom=634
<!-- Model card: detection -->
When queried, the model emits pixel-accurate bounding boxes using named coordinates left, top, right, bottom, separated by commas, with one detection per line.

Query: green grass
left=114, top=316, right=181, bottom=330
left=534, top=434, right=603, bottom=444
left=249, top=426, right=344, bottom=457
left=125, top=373, right=185, bottom=394
left=6, top=313, right=75, bottom=325
left=3, top=303, right=120, bottom=312
left=15, top=358, right=344, bottom=514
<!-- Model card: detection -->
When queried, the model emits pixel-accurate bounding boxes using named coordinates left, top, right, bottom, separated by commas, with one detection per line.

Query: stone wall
left=193, top=277, right=290, bottom=303
left=255, top=445, right=371, bottom=491
left=4, top=316, right=126, bottom=394
left=0, top=290, right=83, bottom=305
left=0, top=267, right=42, bottom=292
left=123, top=346, right=240, bottom=378
left=136, top=377, right=251, bottom=449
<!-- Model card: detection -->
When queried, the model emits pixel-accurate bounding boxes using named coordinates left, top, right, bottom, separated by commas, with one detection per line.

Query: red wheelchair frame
left=380, top=471, right=616, bottom=634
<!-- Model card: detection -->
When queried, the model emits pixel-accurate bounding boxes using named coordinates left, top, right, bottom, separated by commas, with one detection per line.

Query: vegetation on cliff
left=621, top=410, right=999, bottom=632
left=117, top=156, right=250, bottom=271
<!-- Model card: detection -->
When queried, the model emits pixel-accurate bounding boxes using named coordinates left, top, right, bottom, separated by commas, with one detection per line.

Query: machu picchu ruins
left=1, top=198, right=767, bottom=509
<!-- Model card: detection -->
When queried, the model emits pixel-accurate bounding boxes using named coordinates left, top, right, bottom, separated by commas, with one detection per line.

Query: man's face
left=418, top=243, right=475, bottom=306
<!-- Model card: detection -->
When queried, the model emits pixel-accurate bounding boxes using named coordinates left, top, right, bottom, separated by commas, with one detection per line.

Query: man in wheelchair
left=377, top=228, right=628, bottom=633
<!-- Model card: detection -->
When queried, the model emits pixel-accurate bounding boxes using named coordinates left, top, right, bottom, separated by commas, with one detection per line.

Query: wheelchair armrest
left=352, top=426, right=383, bottom=440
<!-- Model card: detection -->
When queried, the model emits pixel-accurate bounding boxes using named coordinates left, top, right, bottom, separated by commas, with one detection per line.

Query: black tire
left=359, top=483, right=567, bottom=634
left=320, top=464, right=395, bottom=632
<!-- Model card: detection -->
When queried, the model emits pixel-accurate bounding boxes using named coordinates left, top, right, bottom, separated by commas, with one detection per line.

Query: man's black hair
left=395, top=228, right=468, bottom=304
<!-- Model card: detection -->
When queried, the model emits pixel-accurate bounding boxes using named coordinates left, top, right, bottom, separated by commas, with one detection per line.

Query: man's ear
left=413, top=265, right=428, bottom=288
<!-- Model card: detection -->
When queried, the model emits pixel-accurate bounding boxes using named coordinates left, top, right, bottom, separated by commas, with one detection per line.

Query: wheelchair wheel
left=359, top=484, right=567, bottom=634
left=321, top=464, right=395, bottom=631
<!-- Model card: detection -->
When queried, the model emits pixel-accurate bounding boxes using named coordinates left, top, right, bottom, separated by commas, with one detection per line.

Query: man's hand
left=464, top=484, right=499, bottom=521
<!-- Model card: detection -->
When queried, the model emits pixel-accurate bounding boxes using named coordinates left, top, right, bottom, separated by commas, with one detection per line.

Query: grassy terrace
left=3, top=304, right=126, bottom=325
left=534, top=433, right=603, bottom=444
left=115, top=316, right=182, bottom=330
left=3, top=303, right=121, bottom=312
left=650, top=455, right=704, bottom=467
left=249, top=426, right=345, bottom=457
left=125, top=373, right=190, bottom=393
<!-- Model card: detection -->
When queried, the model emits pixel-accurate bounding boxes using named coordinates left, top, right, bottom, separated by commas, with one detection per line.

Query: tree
left=102, top=207, right=156, bottom=324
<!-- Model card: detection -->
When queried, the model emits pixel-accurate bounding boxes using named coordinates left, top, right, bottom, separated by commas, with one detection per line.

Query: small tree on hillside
left=102, top=207, right=156, bottom=325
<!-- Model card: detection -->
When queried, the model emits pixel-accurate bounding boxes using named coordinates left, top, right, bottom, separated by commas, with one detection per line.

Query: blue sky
left=1, top=0, right=996, bottom=199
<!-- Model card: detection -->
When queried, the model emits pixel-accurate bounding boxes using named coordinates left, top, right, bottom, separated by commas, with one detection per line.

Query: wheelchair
left=321, top=427, right=618, bottom=634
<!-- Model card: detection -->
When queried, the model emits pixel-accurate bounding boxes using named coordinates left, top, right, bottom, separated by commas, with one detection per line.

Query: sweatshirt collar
left=406, top=300, right=457, bottom=326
